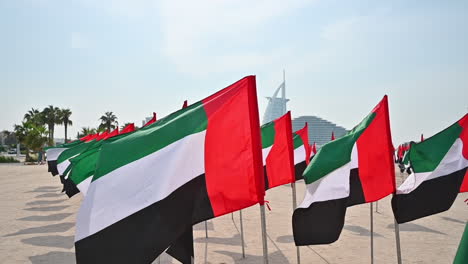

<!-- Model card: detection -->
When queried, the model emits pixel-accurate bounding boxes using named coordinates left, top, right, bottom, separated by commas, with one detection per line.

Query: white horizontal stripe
left=293, top=146, right=306, bottom=165
left=46, top=148, right=67, bottom=161
left=76, top=177, right=92, bottom=196
left=75, top=130, right=206, bottom=241
left=397, top=138, right=468, bottom=194
left=57, top=159, right=71, bottom=175
left=298, top=144, right=358, bottom=208
left=262, top=146, right=272, bottom=165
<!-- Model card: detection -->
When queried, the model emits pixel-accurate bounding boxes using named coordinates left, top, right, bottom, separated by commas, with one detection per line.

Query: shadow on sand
left=17, top=213, right=73, bottom=222
left=193, top=221, right=214, bottom=231
left=26, top=186, right=60, bottom=193
left=24, top=205, right=69, bottom=212
left=344, top=225, right=383, bottom=237
left=194, top=234, right=242, bottom=246
left=387, top=223, right=446, bottom=235
left=4, top=222, right=74, bottom=237
left=26, top=199, right=67, bottom=206
left=215, top=249, right=289, bottom=263
left=22, top=235, right=74, bottom=249
left=35, top=192, right=64, bottom=198
left=276, top=235, right=294, bottom=244
left=29, top=251, right=75, bottom=264
left=440, top=216, right=466, bottom=225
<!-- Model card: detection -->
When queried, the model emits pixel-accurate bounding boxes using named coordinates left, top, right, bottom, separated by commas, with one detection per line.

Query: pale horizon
left=2, top=0, right=467, bottom=145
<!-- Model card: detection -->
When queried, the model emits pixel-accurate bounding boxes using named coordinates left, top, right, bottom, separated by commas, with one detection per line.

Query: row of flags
left=45, top=75, right=467, bottom=263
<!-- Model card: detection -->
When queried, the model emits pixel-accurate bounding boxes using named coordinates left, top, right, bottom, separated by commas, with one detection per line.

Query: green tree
left=41, top=105, right=61, bottom=144
left=59, top=108, right=73, bottom=143
left=24, top=108, right=42, bottom=125
left=13, top=122, right=28, bottom=160
left=77, top=127, right=96, bottom=139
left=99, top=112, right=118, bottom=132
left=14, top=122, right=49, bottom=162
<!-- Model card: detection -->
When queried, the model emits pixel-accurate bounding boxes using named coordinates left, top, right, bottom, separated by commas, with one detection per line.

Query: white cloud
left=157, top=0, right=313, bottom=77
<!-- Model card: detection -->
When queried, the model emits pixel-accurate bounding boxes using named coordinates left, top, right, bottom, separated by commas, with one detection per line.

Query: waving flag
left=74, top=76, right=265, bottom=263
left=293, top=123, right=312, bottom=180
left=293, top=96, right=395, bottom=245
left=392, top=114, right=468, bottom=223
left=261, top=112, right=295, bottom=190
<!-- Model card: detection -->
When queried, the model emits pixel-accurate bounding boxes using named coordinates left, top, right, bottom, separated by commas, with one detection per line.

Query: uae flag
left=293, top=123, right=312, bottom=181
left=293, top=96, right=395, bottom=245
left=391, top=114, right=468, bottom=224
left=45, top=134, right=95, bottom=176
left=68, top=124, right=136, bottom=197
left=56, top=133, right=104, bottom=176
left=75, top=76, right=265, bottom=263
left=261, top=112, right=295, bottom=190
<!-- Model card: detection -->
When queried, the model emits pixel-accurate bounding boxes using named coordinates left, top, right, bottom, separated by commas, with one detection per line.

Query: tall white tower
left=262, top=71, right=289, bottom=124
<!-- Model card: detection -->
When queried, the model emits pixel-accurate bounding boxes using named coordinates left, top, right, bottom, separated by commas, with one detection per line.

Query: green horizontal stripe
left=57, top=141, right=96, bottom=164
left=409, top=122, right=462, bottom=173
left=293, top=133, right=304, bottom=149
left=70, top=148, right=99, bottom=185
left=93, top=102, right=208, bottom=180
left=69, top=132, right=136, bottom=184
left=261, top=121, right=276, bottom=148
left=303, top=112, right=376, bottom=184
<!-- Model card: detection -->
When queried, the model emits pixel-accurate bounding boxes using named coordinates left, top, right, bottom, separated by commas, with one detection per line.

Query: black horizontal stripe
left=347, top=168, right=366, bottom=207
left=392, top=168, right=466, bottom=224
left=47, top=160, right=59, bottom=176
left=75, top=174, right=214, bottom=264
left=293, top=198, right=348, bottom=245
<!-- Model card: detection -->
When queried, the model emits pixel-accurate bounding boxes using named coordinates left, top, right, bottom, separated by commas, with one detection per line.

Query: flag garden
left=27, top=76, right=467, bottom=263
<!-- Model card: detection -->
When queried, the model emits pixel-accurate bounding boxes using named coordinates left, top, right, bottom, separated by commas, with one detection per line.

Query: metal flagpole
left=292, top=183, right=301, bottom=264
left=285, top=68, right=300, bottom=264
left=205, top=221, right=208, bottom=238
left=393, top=173, right=404, bottom=264
left=370, top=203, right=374, bottom=264
left=240, top=210, right=246, bottom=258
left=394, top=217, right=402, bottom=264
left=260, top=204, right=269, bottom=264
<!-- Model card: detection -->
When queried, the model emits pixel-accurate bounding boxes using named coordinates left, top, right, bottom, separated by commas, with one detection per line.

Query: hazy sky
left=1, top=0, right=467, bottom=144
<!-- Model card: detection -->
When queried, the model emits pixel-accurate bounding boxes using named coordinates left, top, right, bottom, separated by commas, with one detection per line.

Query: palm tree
left=14, top=122, right=49, bottom=162
left=41, top=105, right=61, bottom=144
left=59, top=108, right=73, bottom=143
left=99, top=112, right=118, bottom=132
left=24, top=108, right=42, bottom=125
left=77, top=127, right=96, bottom=138
left=13, top=123, right=28, bottom=160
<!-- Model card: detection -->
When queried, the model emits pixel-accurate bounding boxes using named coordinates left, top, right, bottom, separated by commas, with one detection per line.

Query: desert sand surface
left=0, top=163, right=466, bottom=263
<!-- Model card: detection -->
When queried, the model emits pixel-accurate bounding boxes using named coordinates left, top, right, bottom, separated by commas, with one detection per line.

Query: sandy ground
left=0, top=163, right=466, bottom=264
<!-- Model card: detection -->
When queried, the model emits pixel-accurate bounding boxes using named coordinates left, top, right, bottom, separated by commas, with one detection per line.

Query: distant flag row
left=44, top=75, right=467, bottom=263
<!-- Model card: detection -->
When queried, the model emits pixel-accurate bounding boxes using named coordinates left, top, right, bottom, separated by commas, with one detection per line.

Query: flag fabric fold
left=292, top=123, right=311, bottom=181
left=293, top=95, right=395, bottom=245
left=391, top=114, right=468, bottom=224
left=74, top=76, right=265, bottom=263
left=261, top=112, right=295, bottom=190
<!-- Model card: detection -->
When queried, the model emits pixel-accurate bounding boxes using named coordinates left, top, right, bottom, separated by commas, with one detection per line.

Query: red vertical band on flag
left=356, top=95, right=396, bottom=202
left=203, top=76, right=264, bottom=216
left=143, top=112, right=157, bottom=127
left=458, top=114, right=468, bottom=160
left=120, top=123, right=135, bottom=134
left=460, top=170, right=468, bottom=193
left=295, top=123, right=312, bottom=165
left=265, top=112, right=295, bottom=188
left=104, top=128, right=119, bottom=140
